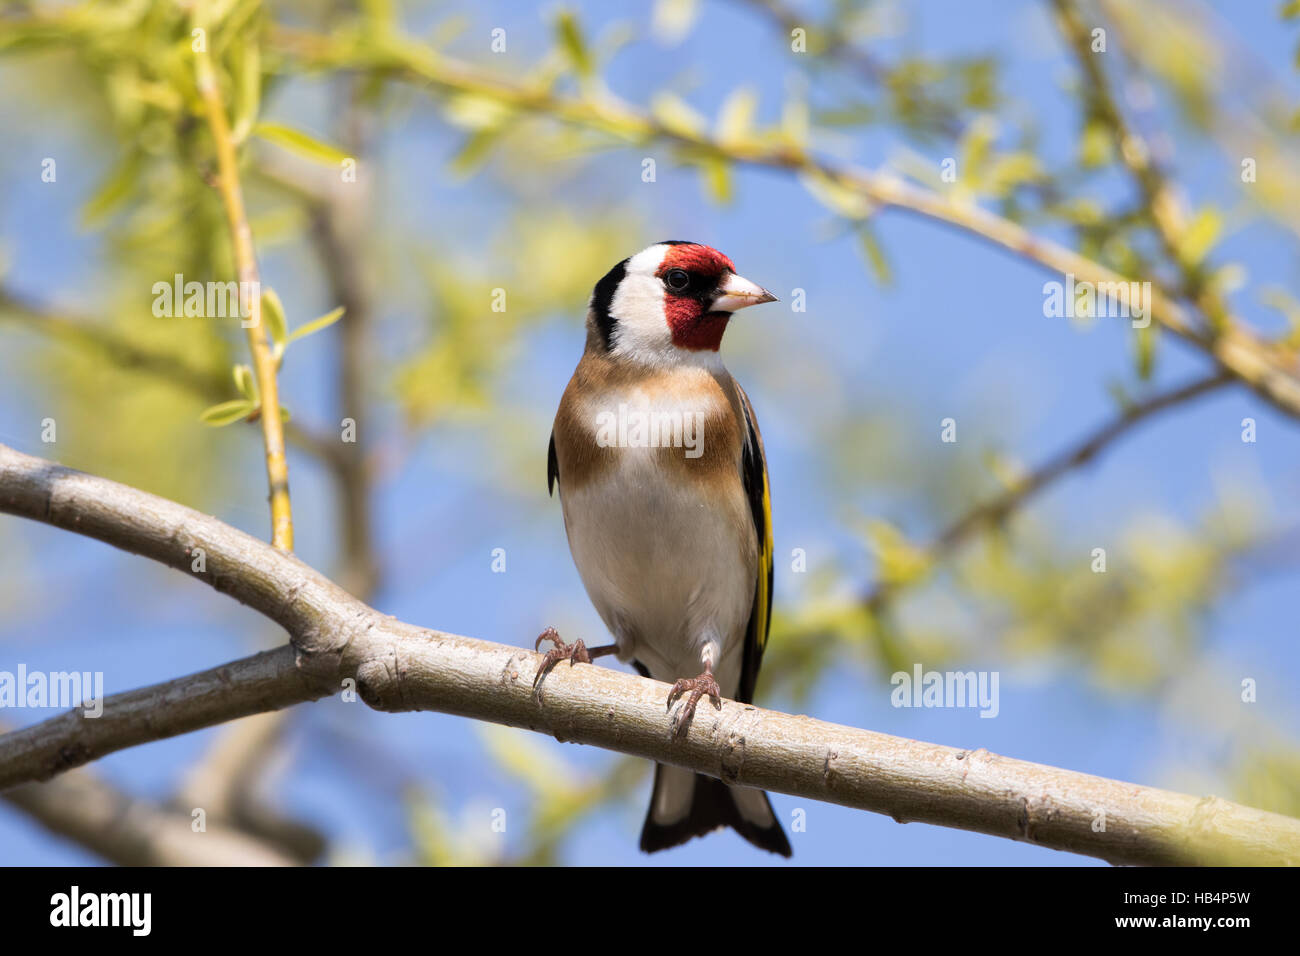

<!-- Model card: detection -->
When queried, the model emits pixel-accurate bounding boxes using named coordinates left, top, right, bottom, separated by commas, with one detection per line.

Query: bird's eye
left=664, top=269, right=690, bottom=292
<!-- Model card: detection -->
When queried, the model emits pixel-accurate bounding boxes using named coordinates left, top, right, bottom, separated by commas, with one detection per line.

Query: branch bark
left=3, top=757, right=298, bottom=866
left=1, top=442, right=1297, bottom=865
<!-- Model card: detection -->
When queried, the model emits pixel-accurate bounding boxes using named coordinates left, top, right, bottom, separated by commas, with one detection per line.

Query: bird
left=537, top=240, right=791, bottom=857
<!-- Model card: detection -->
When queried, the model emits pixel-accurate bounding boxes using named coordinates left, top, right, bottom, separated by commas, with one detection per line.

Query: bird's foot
left=667, top=669, right=722, bottom=737
left=532, top=628, right=592, bottom=689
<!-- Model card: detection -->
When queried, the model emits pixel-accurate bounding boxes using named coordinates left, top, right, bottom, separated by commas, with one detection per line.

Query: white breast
left=558, top=389, right=756, bottom=695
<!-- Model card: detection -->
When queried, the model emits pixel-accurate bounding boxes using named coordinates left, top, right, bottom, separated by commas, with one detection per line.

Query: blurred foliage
left=0, top=0, right=1297, bottom=863
left=406, top=727, right=646, bottom=865
left=394, top=212, right=639, bottom=426
left=1233, top=749, right=1300, bottom=819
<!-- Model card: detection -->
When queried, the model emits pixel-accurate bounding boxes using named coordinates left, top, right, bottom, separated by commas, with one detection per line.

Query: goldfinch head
left=587, top=241, right=777, bottom=365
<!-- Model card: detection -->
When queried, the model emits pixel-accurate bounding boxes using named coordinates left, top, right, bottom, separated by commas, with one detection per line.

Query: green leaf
left=230, top=40, right=261, bottom=144
left=983, top=449, right=1027, bottom=491
left=700, top=157, right=732, bottom=204
left=1055, top=199, right=1104, bottom=225
left=555, top=10, right=592, bottom=76
left=958, top=115, right=999, bottom=186
left=855, top=225, right=892, bottom=285
left=81, top=151, right=142, bottom=226
left=1209, top=262, right=1246, bottom=295
left=288, top=306, right=346, bottom=344
left=650, top=92, right=707, bottom=138
left=443, top=93, right=514, bottom=131
left=800, top=168, right=872, bottom=219
left=1176, top=207, right=1222, bottom=266
left=1135, top=324, right=1156, bottom=380
left=253, top=123, right=350, bottom=167
left=1079, top=118, right=1114, bottom=168
left=781, top=94, right=810, bottom=148
left=261, top=288, right=288, bottom=352
left=813, top=103, right=876, bottom=127
left=361, top=0, right=397, bottom=26
left=865, top=520, right=930, bottom=587
left=199, top=399, right=256, bottom=427
left=984, top=152, right=1042, bottom=197
left=1106, top=380, right=1135, bottom=413
left=232, top=364, right=256, bottom=400
left=716, top=87, right=758, bottom=144
left=1261, top=287, right=1300, bottom=347
left=450, top=126, right=508, bottom=176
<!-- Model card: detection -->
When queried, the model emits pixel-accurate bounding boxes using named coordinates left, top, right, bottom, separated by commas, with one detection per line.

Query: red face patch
left=655, top=244, right=736, bottom=351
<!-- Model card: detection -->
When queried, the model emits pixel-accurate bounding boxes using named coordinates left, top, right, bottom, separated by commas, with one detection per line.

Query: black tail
left=639, top=764, right=792, bottom=857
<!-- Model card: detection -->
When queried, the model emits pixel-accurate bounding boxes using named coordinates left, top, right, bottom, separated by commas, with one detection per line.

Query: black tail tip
left=639, top=771, right=792, bottom=858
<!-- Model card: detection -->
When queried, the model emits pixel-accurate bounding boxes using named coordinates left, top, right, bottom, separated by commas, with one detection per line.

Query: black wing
left=547, top=431, right=559, bottom=497
left=736, top=385, right=773, bottom=705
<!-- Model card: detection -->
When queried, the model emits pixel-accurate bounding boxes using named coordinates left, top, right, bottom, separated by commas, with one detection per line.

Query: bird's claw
left=667, top=671, right=722, bottom=737
left=532, top=628, right=591, bottom=689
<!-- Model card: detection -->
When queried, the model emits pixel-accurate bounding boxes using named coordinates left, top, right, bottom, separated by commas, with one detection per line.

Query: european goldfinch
left=537, top=241, right=790, bottom=857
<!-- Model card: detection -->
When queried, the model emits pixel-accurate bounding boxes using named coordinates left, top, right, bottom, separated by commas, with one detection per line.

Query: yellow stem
left=195, top=12, right=294, bottom=551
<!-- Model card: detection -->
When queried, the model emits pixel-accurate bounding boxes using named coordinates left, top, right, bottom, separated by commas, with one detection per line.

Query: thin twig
left=174, top=89, right=380, bottom=853
left=0, top=289, right=228, bottom=395
left=1050, top=0, right=1230, bottom=330
left=864, top=371, right=1232, bottom=612
left=194, top=6, right=294, bottom=550
left=0, top=289, right=342, bottom=467
left=729, top=0, right=965, bottom=137
left=269, top=25, right=1300, bottom=423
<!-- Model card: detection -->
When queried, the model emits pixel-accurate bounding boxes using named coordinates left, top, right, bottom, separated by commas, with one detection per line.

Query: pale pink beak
left=711, top=272, right=778, bottom=312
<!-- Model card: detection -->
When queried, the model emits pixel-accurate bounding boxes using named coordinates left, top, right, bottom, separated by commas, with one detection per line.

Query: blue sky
left=1, top=0, right=1297, bottom=865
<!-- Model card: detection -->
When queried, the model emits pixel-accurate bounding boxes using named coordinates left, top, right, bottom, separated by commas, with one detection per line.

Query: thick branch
left=3, top=761, right=298, bottom=866
left=1, top=443, right=1297, bottom=865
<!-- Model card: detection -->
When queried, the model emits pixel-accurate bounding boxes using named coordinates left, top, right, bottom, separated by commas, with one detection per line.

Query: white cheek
left=607, top=244, right=725, bottom=370
left=609, top=274, right=673, bottom=360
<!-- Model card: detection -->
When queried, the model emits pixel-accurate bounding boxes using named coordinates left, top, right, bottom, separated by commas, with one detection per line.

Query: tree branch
left=269, top=24, right=1300, bottom=422
left=0, top=442, right=1296, bottom=865
left=865, top=371, right=1232, bottom=612
left=2, top=754, right=299, bottom=866
left=0, top=287, right=345, bottom=468
left=728, top=0, right=966, bottom=137
left=304, top=87, right=380, bottom=600
left=195, top=6, right=294, bottom=550
left=1050, top=0, right=1231, bottom=329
